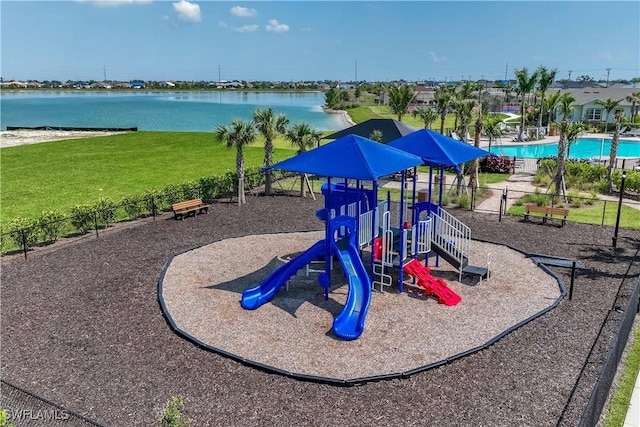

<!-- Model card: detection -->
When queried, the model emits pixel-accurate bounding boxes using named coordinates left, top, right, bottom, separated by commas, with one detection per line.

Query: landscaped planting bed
left=1, top=195, right=638, bottom=426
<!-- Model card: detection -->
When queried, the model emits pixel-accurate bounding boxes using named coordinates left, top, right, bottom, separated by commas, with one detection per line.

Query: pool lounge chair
left=623, top=127, right=640, bottom=137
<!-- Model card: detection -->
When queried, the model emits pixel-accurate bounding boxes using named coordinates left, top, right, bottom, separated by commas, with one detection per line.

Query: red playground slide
left=403, top=259, right=462, bottom=306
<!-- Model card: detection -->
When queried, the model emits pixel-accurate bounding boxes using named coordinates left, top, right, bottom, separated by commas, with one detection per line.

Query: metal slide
left=331, top=240, right=372, bottom=340
left=241, top=240, right=326, bottom=310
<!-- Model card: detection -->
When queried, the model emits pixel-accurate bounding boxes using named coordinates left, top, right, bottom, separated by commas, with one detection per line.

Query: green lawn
left=508, top=202, right=640, bottom=229
left=0, top=131, right=296, bottom=225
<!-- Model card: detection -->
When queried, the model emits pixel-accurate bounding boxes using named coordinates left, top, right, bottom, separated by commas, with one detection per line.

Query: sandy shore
left=0, top=129, right=130, bottom=148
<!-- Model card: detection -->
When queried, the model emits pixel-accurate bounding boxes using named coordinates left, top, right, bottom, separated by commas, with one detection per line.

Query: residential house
left=551, top=87, right=638, bottom=125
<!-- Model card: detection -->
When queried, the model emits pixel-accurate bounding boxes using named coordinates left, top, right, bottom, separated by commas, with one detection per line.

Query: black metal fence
left=578, top=275, right=640, bottom=427
left=0, top=169, right=297, bottom=258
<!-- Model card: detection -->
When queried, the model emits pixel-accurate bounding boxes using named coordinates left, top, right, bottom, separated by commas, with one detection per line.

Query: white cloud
left=266, top=19, right=289, bottom=33
left=77, top=0, right=152, bottom=6
left=218, top=21, right=229, bottom=29
left=231, top=6, right=257, bottom=18
left=235, top=24, right=259, bottom=33
left=173, top=0, right=201, bottom=23
left=429, top=51, right=447, bottom=63
left=597, top=51, right=615, bottom=61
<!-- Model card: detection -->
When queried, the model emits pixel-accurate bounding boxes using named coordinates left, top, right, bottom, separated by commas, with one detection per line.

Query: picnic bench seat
left=523, top=204, right=569, bottom=227
left=171, top=198, right=208, bottom=220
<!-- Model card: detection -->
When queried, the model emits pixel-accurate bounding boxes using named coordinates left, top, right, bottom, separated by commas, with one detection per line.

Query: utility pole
left=606, top=68, right=612, bottom=87
left=504, top=62, right=508, bottom=81
left=568, top=69, right=572, bottom=81
left=103, top=65, right=107, bottom=82
left=355, top=59, right=357, bottom=84
left=218, top=65, right=221, bottom=83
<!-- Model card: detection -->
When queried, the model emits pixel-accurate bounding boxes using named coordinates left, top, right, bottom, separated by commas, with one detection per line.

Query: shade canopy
left=267, top=134, right=424, bottom=181
left=324, top=119, right=418, bottom=143
left=387, top=128, right=491, bottom=167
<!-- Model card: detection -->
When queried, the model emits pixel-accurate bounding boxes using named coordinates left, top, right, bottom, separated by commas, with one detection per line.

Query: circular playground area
left=160, top=230, right=562, bottom=382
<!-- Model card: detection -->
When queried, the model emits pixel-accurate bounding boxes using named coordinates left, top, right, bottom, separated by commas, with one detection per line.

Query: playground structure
left=241, top=132, right=491, bottom=340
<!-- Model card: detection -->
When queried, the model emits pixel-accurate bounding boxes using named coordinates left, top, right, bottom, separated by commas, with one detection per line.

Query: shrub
left=480, top=155, right=514, bottom=173
left=93, top=197, right=117, bottom=227
left=4, top=217, right=39, bottom=249
left=568, top=190, right=582, bottom=207
left=142, top=189, right=166, bottom=215
left=456, top=192, right=471, bottom=209
left=70, top=204, right=96, bottom=234
left=162, top=183, right=184, bottom=205
left=159, top=396, right=191, bottom=427
left=38, top=209, right=64, bottom=242
left=180, top=180, right=201, bottom=200
left=122, top=194, right=144, bottom=219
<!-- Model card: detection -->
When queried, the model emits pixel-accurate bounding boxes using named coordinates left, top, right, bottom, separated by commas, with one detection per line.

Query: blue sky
left=1, top=1, right=639, bottom=83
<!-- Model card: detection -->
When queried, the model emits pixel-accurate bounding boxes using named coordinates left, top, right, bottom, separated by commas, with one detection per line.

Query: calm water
left=490, top=138, right=640, bottom=159
left=0, top=91, right=346, bottom=132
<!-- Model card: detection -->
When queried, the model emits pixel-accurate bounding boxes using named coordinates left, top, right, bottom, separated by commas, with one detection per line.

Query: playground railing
left=411, top=217, right=432, bottom=257
left=430, top=207, right=471, bottom=276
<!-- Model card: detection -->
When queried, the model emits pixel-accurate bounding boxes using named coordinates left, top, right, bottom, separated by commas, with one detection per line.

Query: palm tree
left=468, top=104, right=484, bottom=191
left=214, top=119, right=256, bottom=206
left=433, top=85, right=454, bottom=134
left=285, top=122, right=321, bottom=197
left=625, top=91, right=640, bottom=123
left=545, top=91, right=562, bottom=133
left=553, top=93, right=575, bottom=199
left=387, top=85, right=415, bottom=121
left=457, top=100, right=476, bottom=142
left=565, top=121, right=587, bottom=159
left=514, top=68, right=539, bottom=142
left=595, top=97, right=622, bottom=132
left=483, top=116, right=505, bottom=153
left=536, top=66, right=557, bottom=132
left=253, top=107, right=289, bottom=196
left=411, top=107, right=438, bottom=129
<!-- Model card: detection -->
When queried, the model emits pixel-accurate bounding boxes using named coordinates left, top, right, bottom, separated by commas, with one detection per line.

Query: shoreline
left=322, top=106, right=356, bottom=128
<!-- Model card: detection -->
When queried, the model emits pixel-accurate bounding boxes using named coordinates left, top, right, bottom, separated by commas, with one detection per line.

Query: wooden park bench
left=171, top=198, right=208, bottom=220
left=523, top=204, right=569, bottom=227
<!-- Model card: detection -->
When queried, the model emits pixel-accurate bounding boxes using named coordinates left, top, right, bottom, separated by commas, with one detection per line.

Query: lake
left=0, top=90, right=347, bottom=132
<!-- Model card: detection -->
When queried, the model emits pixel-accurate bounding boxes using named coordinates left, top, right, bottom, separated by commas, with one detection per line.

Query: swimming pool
left=489, top=138, right=640, bottom=159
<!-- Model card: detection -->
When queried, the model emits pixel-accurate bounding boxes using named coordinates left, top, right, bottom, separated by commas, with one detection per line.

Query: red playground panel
left=403, top=259, right=462, bottom=306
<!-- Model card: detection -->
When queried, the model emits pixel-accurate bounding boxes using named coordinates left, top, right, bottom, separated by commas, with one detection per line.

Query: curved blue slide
left=241, top=240, right=326, bottom=310
left=331, top=240, right=372, bottom=341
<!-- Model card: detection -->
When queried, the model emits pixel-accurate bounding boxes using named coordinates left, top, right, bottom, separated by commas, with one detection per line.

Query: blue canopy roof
left=266, top=134, right=424, bottom=181
left=387, top=128, right=491, bottom=167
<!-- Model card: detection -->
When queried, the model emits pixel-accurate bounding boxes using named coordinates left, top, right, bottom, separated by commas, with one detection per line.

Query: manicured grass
left=508, top=202, right=640, bottom=229
left=603, top=325, right=640, bottom=427
left=0, top=131, right=296, bottom=225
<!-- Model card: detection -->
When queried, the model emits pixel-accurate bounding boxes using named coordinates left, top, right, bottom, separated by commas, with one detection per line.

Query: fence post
left=152, top=196, right=157, bottom=220
left=21, top=228, right=28, bottom=260
left=568, top=261, right=576, bottom=300
left=602, top=200, right=607, bottom=226
left=471, top=186, right=476, bottom=211
left=94, top=211, right=99, bottom=238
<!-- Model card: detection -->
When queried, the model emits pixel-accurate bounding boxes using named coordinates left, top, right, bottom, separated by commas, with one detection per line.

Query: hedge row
left=1, top=167, right=291, bottom=254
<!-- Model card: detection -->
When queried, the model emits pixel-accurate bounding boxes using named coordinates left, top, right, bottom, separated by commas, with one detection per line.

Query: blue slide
left=331, top=240, right=372, bottom=341
left=241, top=240, right=326, bottom=310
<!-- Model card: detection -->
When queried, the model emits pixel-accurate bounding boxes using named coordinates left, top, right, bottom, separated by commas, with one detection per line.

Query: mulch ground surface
left=1, top=195, right=639, bottom=427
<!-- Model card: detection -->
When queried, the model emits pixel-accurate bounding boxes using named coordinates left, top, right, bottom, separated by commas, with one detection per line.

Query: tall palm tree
left=468, top=104, right=484, bottom=191
left=594, top=98, right=624, bottom=192
left=253, top=107, right=289, bottom=196
left=285, top=122, right=321, bottom=197
left=595, top=97, right=623, bottom=130
left=411, top=107, right=438, bottom=129
left=387, top=85, right=415, bottom=121
left=625, top=91, right=640, bottom=123
left=536, top=66, right=557, bottom=131
left=214, top=119, right=256, bottom=206
left=565, top=121, right=587, bottom=159
left=434, top=85, right=454, bottom=134
left=483, top=116, right=505, bottom=154
left=514, top=67, right=539, bottom=142
left=457, top=100, right=476, bottom=142
left=545, top=90, right=562, bottom=132
left=554, top=93, right=575, bottom=199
